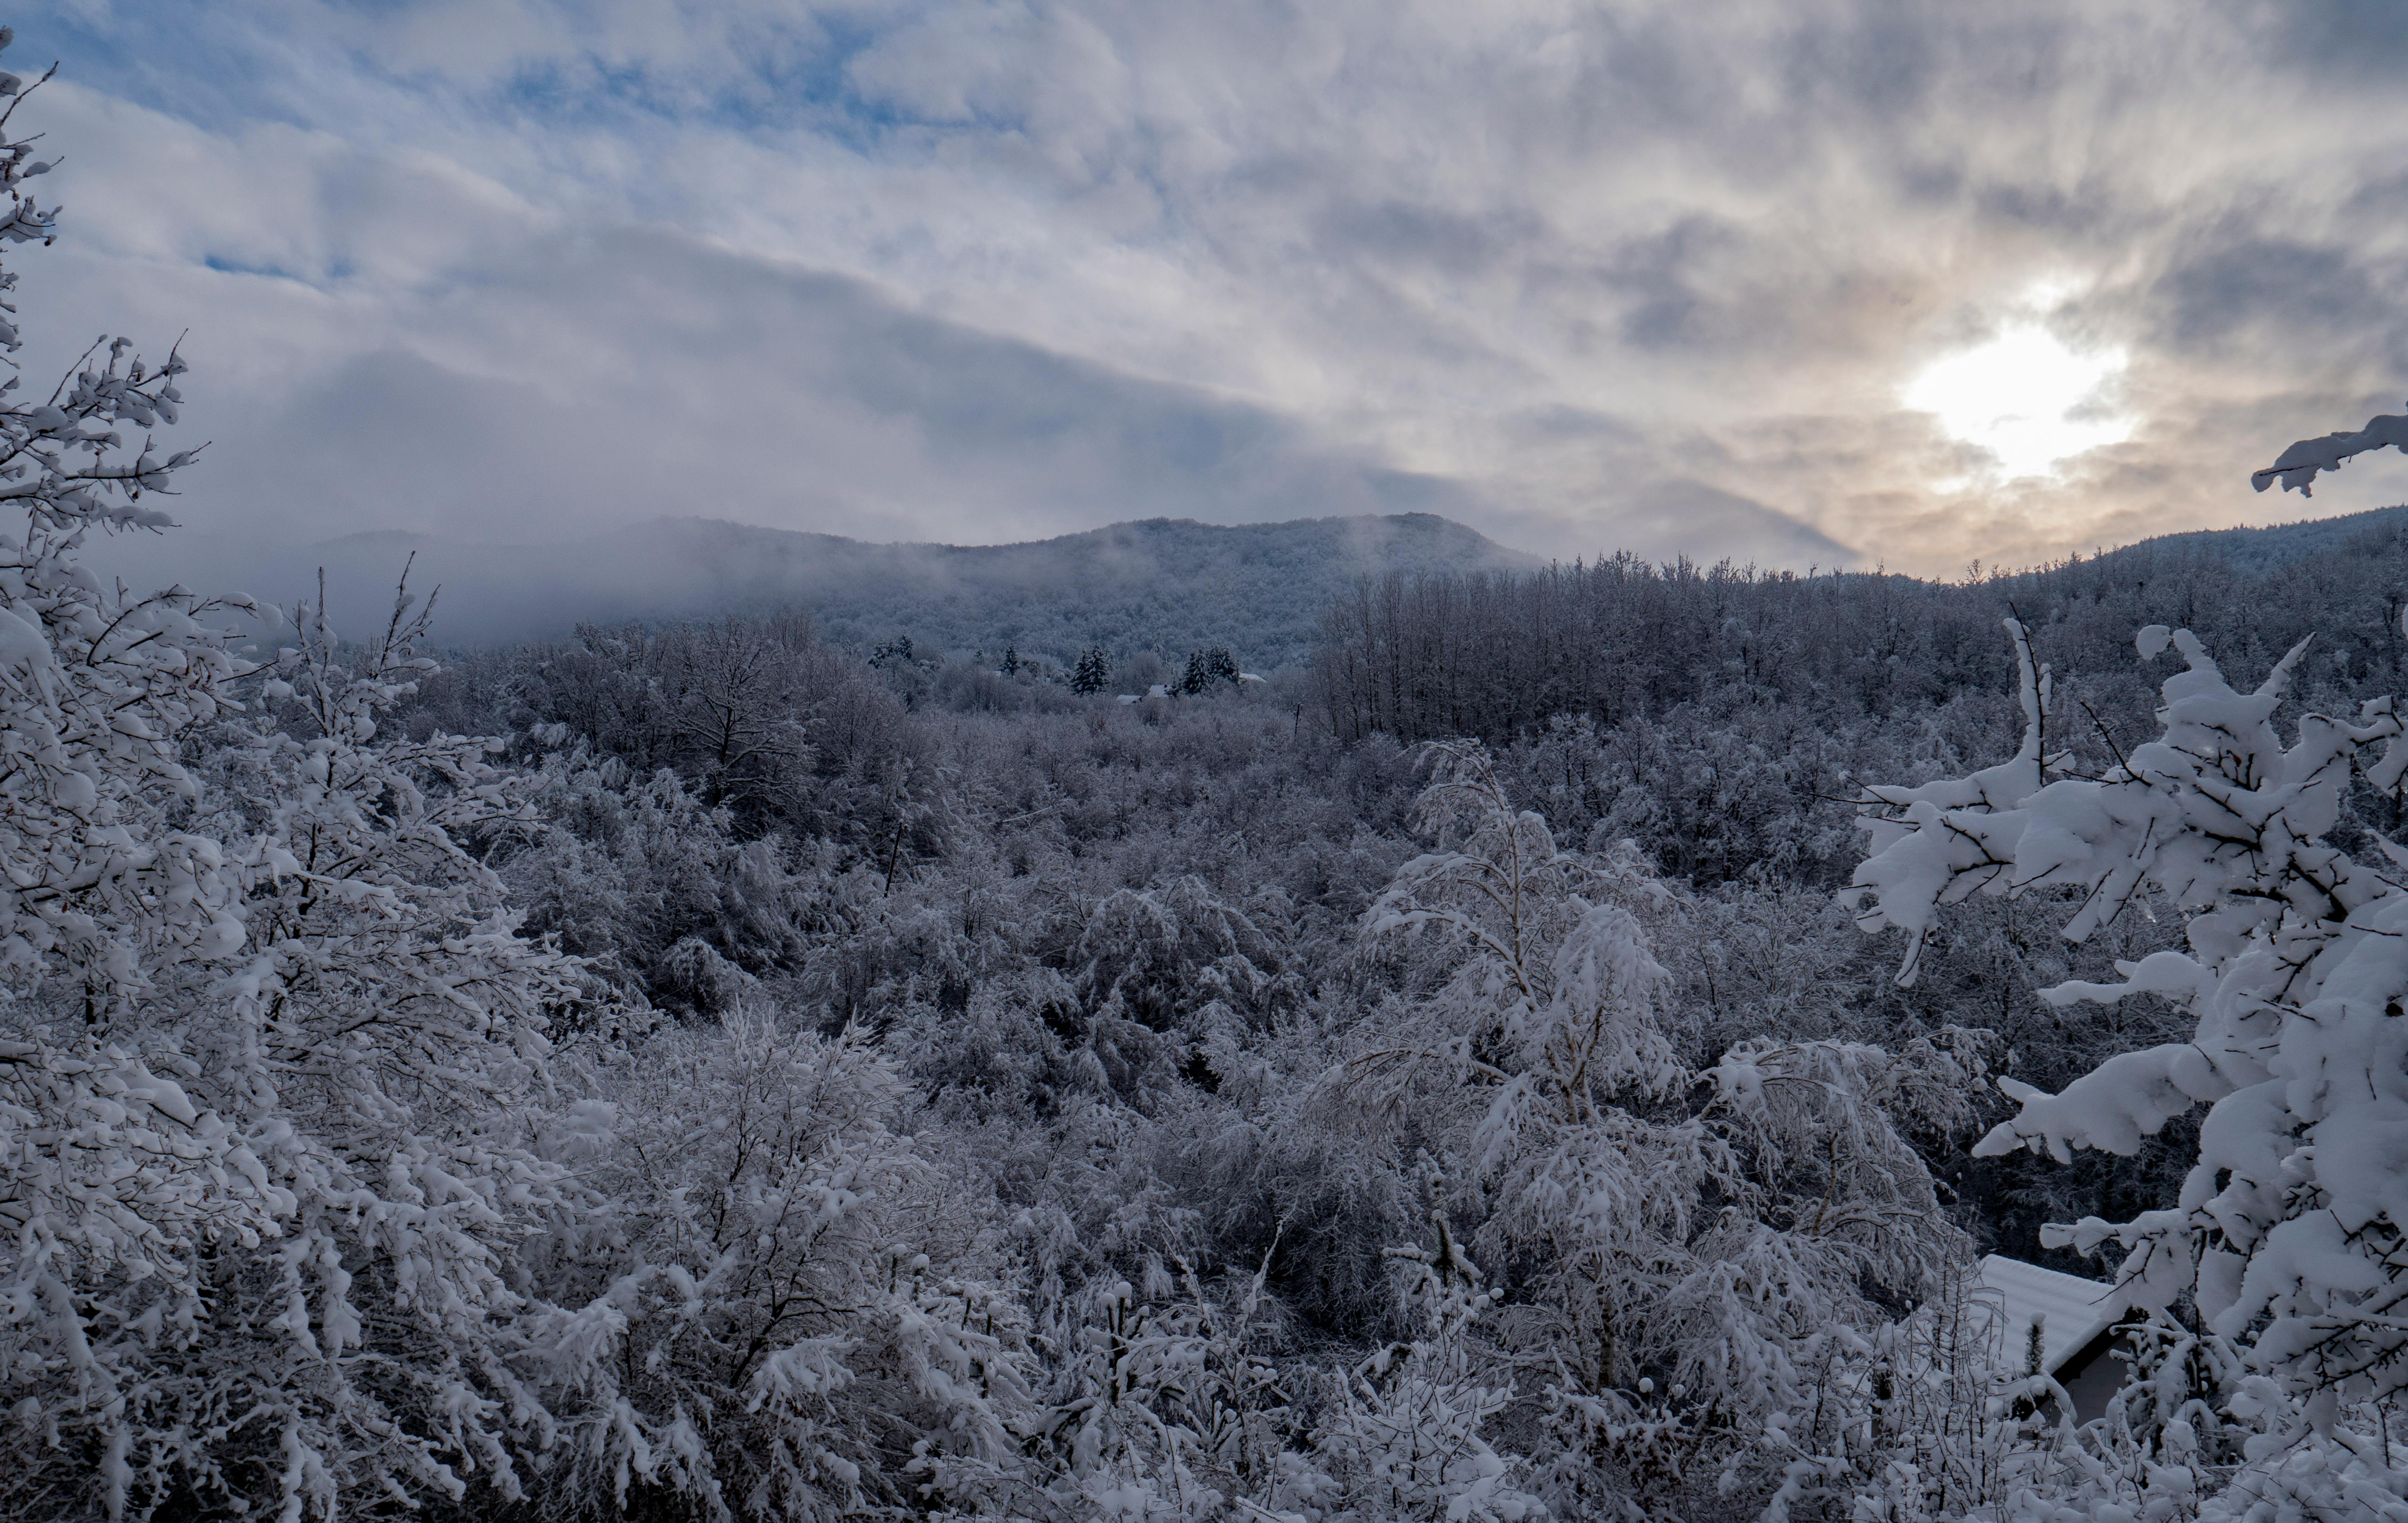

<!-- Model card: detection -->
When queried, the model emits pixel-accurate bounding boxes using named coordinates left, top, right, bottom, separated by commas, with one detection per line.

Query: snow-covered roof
left=1976, top=1255, right=2128, bottom=1374
left=1147, top=684, right=1171, bottom=698
left=1238, top=672, right=1266, bottom=682
left=1115, top=694, right=1140, bottom=704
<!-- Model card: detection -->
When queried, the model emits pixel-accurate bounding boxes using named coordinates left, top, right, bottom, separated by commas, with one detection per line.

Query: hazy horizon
left=92, top=493, right=2408, bottom=577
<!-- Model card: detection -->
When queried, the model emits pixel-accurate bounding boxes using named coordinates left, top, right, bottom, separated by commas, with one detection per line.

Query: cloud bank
left=25, top=1, right=2408, bottom=579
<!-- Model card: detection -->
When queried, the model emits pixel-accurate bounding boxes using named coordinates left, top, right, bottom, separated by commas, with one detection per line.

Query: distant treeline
left=1309, top=516, right=2408, bottom=750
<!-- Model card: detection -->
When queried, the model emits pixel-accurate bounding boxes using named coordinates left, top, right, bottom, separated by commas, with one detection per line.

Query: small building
left=1975, top=1254, right=2133, bottom=1423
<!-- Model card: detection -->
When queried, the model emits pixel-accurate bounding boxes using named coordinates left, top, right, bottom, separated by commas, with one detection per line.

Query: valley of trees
left=17, top=39, right=2408, bottom=1522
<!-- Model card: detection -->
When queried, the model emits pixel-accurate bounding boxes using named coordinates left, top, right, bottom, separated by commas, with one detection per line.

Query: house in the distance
left=1976, top=1254, right=2133, bottom=1423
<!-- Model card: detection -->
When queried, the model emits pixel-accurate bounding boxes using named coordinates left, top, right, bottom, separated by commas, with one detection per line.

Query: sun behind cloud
left=1904, top=324, right=2133, bottom=482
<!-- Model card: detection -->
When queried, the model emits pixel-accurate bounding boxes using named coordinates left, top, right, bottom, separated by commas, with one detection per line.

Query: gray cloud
left=2226, top=0, right=2408, bottom=81
left=158, top=230, right=1502, bottom=549
left=1576, top=480, right=1857, bottom=569
left=2163, top=238, right=2391, bottom=353
left=26, top=0, right=2408, bottom=588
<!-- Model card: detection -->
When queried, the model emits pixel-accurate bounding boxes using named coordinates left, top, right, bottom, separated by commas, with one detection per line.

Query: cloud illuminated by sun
left=1904, top=324, right=2132, bottom=480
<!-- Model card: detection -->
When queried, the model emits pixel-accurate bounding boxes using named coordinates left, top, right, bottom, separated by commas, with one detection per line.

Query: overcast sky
left=22, top=1, right=2408, bottom=575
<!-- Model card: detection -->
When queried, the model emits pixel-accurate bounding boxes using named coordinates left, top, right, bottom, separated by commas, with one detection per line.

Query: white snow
left=2254, top=409, right=2408, bottom=495
left=1974, top=1255, right=2127, bottom=1375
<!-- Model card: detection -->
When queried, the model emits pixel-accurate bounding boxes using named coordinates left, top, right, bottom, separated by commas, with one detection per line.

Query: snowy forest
left=19, top=37, right=2408, bottom=1523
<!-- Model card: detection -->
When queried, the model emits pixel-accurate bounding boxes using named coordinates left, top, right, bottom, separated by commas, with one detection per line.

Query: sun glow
left=1904, top=324, right=2131, bottom=480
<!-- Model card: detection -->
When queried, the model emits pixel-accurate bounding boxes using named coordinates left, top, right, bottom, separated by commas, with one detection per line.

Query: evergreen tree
left=1071, top=646, right=1111, bottom=694
left=1180, top=645, right=1239, bottom=694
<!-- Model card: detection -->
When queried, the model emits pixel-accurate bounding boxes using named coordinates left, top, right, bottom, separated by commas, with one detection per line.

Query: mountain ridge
left=92, top=510, right=1538, bottom=669
left=85, top=501, right=2408, bottom=668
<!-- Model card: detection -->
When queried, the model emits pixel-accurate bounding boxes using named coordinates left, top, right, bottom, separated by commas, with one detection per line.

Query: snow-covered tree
left=1180, top=648, right=1238, bottom=697
left=0, top=41, right=294, bottom=1516
left=1849, top=611, right=2408, bottom=1514
left=0, top=51, right=622, bottom=1516
left=1332, top=743, right=1976, bottom=1513
left=1311, top=1215, right=1543, bottom=1523
left=8, top=556, right=619, bottom=1519
left=520, top=1012, right=1031, bottom=1520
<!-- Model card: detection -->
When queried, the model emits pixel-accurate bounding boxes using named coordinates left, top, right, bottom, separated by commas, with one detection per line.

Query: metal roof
left=1976, top=1254, right=2128, bottom=1374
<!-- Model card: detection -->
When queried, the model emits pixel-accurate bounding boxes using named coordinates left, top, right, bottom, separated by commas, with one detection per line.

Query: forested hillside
left=18, top=41, right=2408, bottom=1523
left=1316, top=508, right=2408, bottom=752
left=92, top=511, right=1534, bottom=667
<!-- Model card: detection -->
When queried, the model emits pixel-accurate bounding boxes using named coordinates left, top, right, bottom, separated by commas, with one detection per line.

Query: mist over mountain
left=84, top=501, right=2408, bottom=676
left=88, top=510, right=1535, bottom=668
